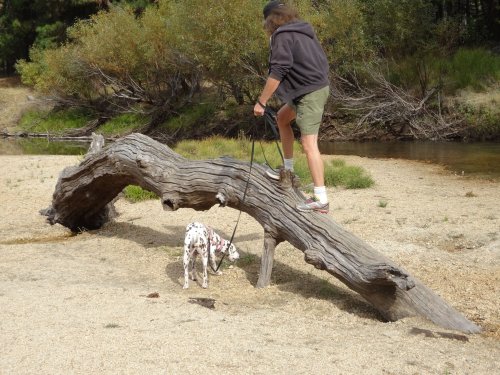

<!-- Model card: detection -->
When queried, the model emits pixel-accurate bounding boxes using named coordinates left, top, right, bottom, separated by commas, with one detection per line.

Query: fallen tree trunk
left=42, top=133, right=480, bottom=333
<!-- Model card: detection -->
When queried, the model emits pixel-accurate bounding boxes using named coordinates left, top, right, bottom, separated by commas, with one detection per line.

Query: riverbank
left=0, top=77, right=34, bottom=133
left=0, top=153, right=498, bottom=374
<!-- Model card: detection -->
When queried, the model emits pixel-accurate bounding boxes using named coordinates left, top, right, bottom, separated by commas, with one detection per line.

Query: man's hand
left=253, top=101, right=265, bottom=117
left=254, top=77, right=280, bottom=117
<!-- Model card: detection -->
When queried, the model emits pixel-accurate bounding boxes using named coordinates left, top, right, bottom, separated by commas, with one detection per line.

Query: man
left=254, top=0, right=330, bottom=213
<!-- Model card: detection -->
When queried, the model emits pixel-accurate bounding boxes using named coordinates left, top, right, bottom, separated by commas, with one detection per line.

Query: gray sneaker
left=296, top=198, right=329, bottom=214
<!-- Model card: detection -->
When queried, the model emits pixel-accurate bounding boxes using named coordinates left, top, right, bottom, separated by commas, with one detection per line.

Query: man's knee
left=277, top=115, right=291, bottom=130
left=301, top=135, right=319, bottom=153
left=277, top=105, right=295, bottom=128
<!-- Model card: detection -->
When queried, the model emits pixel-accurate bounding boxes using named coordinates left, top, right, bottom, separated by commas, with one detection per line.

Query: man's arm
left=253, top=76, right=280, bottom=116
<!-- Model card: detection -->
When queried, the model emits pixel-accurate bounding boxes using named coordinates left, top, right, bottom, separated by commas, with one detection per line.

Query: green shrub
left=159, top=102, right=217, bottom=133
left=442, top=48, right=500, bottom=91
left=163, top=0, right=267, bottom=103
left=378, top=200, right=388, bottom=208
left=17, top=0, right=374, bottom=108
left=18, top=4, right=200, bottom=113
left=99, top=113, right=146, bottom=136
left=362, top=0, right=435, bottom=57
left=324, top=159, right=374, bottom=189
left=296, top=0, right=372, bottom=73
left=19, top=108, right=92, bottom=134
left=458, top=101, right=500, bottom=139
left=237, top=253, right=258, bottom=267
left=174, top=137, right=374, bottom=189
left=17, top=44, right=95, bottom=98
left=385, top=47, right=500, bottom=95
left=123, top=185, right=158, bottom=203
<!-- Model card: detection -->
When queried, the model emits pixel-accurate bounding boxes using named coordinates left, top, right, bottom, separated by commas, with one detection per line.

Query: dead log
left=41, top=133, right=480, bottom=333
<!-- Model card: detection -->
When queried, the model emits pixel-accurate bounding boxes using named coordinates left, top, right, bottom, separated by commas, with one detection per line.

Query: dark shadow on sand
left=94, top=220, right=383, bottom=322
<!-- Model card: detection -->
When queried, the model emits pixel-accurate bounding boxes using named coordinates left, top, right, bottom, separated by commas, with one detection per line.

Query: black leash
left=209, top=106, right=283, bottom=273
left=210, top=129, right=256, bottom=273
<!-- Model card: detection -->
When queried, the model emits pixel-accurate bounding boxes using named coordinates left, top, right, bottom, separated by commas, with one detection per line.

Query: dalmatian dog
left=183, top=222, right=239, bottom=289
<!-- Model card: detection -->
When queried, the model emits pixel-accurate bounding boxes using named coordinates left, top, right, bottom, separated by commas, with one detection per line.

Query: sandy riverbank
left=0, top=152, right=498, bottom=374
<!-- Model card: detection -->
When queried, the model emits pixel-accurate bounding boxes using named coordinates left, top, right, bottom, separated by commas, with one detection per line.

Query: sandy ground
left=0, top=151, right=499, bottom=374
left=0, top=75, right=499, bottom=374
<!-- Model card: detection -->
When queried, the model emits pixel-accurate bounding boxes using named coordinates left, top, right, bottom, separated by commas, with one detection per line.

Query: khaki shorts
left=288, top=86, right=330, bottom=135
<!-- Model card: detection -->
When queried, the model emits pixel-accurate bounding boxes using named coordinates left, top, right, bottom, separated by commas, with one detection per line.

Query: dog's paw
left=183, top=284, right=189, bottom=289
left=215, top=271, right=223, bottom=276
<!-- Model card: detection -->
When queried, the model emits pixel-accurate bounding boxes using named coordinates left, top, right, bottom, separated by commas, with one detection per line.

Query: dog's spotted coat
left=183, top=222, right=239, bottom=289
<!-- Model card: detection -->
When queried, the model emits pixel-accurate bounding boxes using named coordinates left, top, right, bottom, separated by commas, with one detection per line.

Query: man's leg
left=294, top=86, right=330, bottom=212
left=265, top=104, right=296, bottom=180
left=300, top=133, right=324, bottom=187
left=277, top=104, right=296, bottom=159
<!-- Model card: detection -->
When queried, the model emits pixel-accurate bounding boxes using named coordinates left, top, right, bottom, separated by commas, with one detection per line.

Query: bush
left=18, top=0, right=374, bottom=110
left=123, top=185, right=158, bottom=202
left=442, top=48, right=500, bottom=91
left=325, top=159, right=374, bottom=189
left=362, top=0, right=435, bottom=57
left=174, top=136, right=374, bottom=189
left=19, top=108, right=92, bottom=134
left=18, top=4, right=201, bottom=118
left=99, top=113, right=147, bottom=136
left=296, top=0, right=372, bottom=73
left=159, top=101, right=218, bottom=133
left=163, top=0, right=268, bottom=103
left=385, top=47, right=500, bottom=95
left=458, top=100, right=500, bottom=140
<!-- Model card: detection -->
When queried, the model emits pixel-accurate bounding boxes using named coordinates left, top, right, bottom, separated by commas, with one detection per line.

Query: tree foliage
left=161, top=0, right=268, bottom=104
left=0, top=0, right=102, bottom=74
left=0, top=0, right=155, bottom=75
left=10, top=0, right=500, bottom=139
left=296, top=0, right=372, bottom=72
left=361, top=0, right=500, bottom=56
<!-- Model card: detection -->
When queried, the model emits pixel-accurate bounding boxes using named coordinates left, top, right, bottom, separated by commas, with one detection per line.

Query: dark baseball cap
left=263, top=1, right=284, bottom=20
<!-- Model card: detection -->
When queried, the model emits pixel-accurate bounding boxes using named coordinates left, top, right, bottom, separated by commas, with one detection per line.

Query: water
left=1, top=137, right=499, bottom=180
left=0, top=137, right=89, bottom=155
left=319, top=141, right=500, bottom=180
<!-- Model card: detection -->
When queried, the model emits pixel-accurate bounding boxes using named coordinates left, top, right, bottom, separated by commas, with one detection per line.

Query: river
left=1, top=137, right=499, bottom=180
left=320, top=141, right=500, bottom=180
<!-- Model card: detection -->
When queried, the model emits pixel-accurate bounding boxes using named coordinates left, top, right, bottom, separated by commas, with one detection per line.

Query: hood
left=274, top=21, right=315, bottom=39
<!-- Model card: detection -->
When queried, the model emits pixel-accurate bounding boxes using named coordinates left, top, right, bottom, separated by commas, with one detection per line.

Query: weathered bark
left=42, top=133, right=480, bottom=333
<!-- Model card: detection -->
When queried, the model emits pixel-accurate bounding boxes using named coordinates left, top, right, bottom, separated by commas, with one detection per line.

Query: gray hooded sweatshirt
left=269, top=20, right=330, bottom=103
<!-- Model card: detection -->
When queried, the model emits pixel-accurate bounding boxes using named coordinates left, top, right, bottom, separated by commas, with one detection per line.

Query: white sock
left=314, top=186, right=328, bottom=204
left=283, top=158, right=294, bottom=172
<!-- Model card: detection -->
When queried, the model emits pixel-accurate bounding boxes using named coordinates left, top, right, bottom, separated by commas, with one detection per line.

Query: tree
left=162, top=0, right=268, bottom=104
left=0, top=0, right=103, bottom=75
left=41, top=133, right=481, bottom=334
left=0, top=0, right=157, bottom=75
left=361, top=0, right=436, bottom=57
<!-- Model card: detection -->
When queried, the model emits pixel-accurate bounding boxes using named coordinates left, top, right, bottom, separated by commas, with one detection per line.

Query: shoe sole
left=296, top=206, right=329, bottom=214
left=265, top=170, right=280, bottom=181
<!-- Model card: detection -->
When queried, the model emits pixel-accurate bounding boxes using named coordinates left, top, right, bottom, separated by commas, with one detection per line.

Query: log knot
left=386, top=268, right=415, bottom=291
left=304, top=249, right=327, bottom=270
left=370, top=265, right=415, bottom=291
